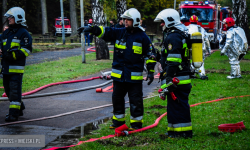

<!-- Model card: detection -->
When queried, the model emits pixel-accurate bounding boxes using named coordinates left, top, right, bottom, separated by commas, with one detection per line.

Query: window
left=56, top=20, right=70, bottom=25
left=180, top=8, right=213, bottom=22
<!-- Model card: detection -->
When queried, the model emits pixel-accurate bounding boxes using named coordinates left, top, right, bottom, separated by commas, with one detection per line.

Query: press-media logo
left=0, top=135, right=45, bottom=147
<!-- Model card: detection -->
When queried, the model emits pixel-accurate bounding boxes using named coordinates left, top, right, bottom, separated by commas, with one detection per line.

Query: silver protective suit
left=174, top=23, right=189, bottom=32
left=187, top=24, right=211, bottom=77
left=221, top=27, right=248, bottom=78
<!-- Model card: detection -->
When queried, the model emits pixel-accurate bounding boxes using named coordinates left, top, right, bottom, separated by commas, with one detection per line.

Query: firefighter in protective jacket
left=220, top=17, right=248, bottom=79
left=0, top=7, right=32, bottom=122
left=187, top=15, right=211, bottom=80
left=154, top=8, right=192, bottom=138
left=78, top=8, right=157, bottom=130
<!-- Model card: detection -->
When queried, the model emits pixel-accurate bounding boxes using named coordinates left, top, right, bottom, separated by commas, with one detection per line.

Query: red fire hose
left=218, top=121, right=245, bottom=132
left=2, top=76, right=104, bottom=97
left=87, top=46, right=114, bottom=53
left=43, top=95, right=249, bottom=150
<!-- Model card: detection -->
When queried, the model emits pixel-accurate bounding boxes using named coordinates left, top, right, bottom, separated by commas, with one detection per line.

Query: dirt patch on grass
left=98, top=139, right=124, bottom=146
left=147, top=105, right=167, bottom=109
left=97, top=136, right=156, bottom=147
left=206, top=69, right=250, bottom=75
left=151, top=111, right=162, bottom=117
left=206, top=69, right=228, bottom=74
left=159, top=133, right=169, bottom=139
left=242, top=58, right=250, bottom=62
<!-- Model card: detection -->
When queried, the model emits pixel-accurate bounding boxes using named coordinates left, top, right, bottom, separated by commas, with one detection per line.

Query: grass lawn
left=70, top=51, right=250, bottom=150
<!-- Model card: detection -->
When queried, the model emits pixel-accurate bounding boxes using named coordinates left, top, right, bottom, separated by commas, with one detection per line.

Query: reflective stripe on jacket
left=0, top=26, right=32, bottom=74
left=162, top=29, right=191, bottom=85
left=101, top=27, right=156, bottom=83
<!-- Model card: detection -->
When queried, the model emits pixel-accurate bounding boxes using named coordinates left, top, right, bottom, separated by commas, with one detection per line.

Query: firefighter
left=187, top=15, right=211, bottom=80
left=77, top=8, right=157, bottom=130
left=154, top=8, right=192, bottom=138
left=220, top=17, right=248, bottom=79
left=0, top=7, right=32, bottom=122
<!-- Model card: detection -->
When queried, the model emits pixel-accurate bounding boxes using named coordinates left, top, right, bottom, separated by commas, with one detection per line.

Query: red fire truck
left=179, top=1, right=232, bottom=48
left=54, top=17, right=72, bottom=36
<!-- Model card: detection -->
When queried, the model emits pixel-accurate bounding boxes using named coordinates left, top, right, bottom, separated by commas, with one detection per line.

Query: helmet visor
left=121, top=14, right=132, bottom=20
left=4, top=13, right=13, bottom=19
left=154, top=17, right=162, bottom=22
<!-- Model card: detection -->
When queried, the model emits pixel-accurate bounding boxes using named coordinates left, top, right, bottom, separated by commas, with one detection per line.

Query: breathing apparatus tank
left=190, top=32, right=203, bottom=68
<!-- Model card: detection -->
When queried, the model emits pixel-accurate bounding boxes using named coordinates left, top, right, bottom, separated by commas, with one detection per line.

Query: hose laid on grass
left=43, top=95, right=250, bottom=150
left=2, top=76, right=102, bottom=97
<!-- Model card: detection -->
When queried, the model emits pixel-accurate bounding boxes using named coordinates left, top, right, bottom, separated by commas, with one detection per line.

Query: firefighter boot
left=109, top=119, right=125, bottom=129
left=109, top=124, right=123, bottom=129
left=199, top=64, right=208, bottom=80
left=6, top=102, right=25, bottom=118
left=165, top=132, right=176, bottom=139
left=227, top=65, right=237, bottom=79
left=236, top=65, right=242, bottom=78
left=128, top=122, right=142, bottom=131
left=128, top=126, right=142, bottom=131
left=200, top=75, right=208, bottom=80
left=5, top=114, right=18, bottom=122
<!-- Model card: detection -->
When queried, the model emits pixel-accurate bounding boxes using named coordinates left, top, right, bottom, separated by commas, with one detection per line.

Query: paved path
left=0, top=46, right=161, bottom=150
left=26, top=46, right=92, bottom=65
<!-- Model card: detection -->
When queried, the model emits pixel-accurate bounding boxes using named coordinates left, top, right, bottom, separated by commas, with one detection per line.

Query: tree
left=116, top=0, right=127, bottom=21
left=2, top=0, right=7, bottom=25
left=40, top=0, right=48, bottom=34
left=69, top=0, right=78, bottom=35
left=232, top=0, right=249, bottom=43
left=91, top=0, right=110, bottom=60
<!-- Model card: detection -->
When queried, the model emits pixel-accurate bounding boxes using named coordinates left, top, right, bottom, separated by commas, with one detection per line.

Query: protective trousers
left=228, top=53, right=245, bottom=78
left=167, top=85, right=192, bottom=138
left=3, top=74, right=25, bottom=117
left=112, top=81, right=143, bottom=128
left=198, top=63, right=205, bottom=77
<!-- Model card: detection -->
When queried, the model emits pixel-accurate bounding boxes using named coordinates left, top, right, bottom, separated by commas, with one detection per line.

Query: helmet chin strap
left=162, top=25, right=167, bottom=31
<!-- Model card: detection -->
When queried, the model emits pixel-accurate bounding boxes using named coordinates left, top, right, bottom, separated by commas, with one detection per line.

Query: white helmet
left=121, top=8, right=141, bottom=28
left=154, top=9, right=181, bottom=29
left=4, top=7, right=26, bottom=26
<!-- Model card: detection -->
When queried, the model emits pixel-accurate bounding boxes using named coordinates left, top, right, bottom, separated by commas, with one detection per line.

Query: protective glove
left=5, top=47, right=24, bottom=62
left=161, top=77, right=177, bottom=93
left=77, top=26, right=93, bottom=36
left=77, top=27, right=84, bottom=35
left=158, top=77, right=178, bottom=100
left=167, top=83, right=177, bottom=92
left=146, top=72, right=154, bottom=85
left=77, top=26, right=102, bottom=37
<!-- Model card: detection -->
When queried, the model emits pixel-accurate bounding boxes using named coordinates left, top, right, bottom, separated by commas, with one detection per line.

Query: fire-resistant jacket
left=160, top=24, right=192, bottom=88
left=0, top=25, right=32, bottom=74
left=98, top=27, right=156, bottom=83
left=221, top=26, right=248, bottom=63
